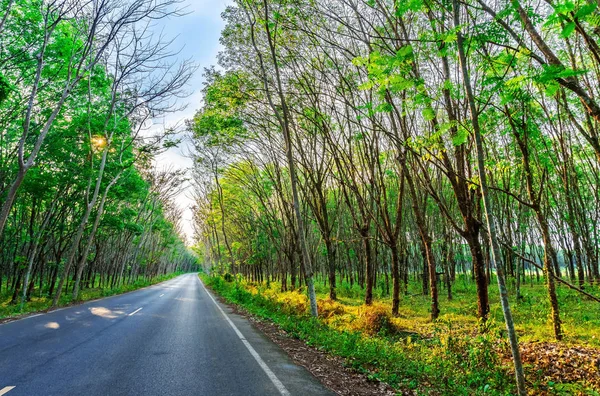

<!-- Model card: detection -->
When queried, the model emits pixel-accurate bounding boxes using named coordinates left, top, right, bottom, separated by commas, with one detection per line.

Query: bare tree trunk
left=242, top=0, right=318, bottom=316
left=72, top=172, right=122, bottom=300
left=20, top=199, right=56, bottom=307
left=360, top=225, right=374, bottom=306
left=454, top=2, right=526, bottom=393
left=404, top=165, right=439, bottom=320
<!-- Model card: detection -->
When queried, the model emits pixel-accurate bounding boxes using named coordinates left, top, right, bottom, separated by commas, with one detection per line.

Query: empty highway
left=0, top=273, right=332, bottom=396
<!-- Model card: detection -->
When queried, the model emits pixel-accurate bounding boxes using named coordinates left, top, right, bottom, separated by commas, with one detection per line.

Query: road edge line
left=197, top=276, right=291, bottom=396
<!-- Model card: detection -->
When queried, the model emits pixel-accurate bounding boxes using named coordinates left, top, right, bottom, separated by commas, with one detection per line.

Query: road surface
left=0, top=273, right=332, bottom=395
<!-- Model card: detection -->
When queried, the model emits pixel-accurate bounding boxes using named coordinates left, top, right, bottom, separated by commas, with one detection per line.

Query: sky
left=151, top=0, right=231, bottom=244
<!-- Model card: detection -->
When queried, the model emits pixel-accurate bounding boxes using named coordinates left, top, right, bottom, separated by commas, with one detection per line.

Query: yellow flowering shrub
left=352, top=303, right=396, bottom=335
left=317, top=298, right=346, bottom=319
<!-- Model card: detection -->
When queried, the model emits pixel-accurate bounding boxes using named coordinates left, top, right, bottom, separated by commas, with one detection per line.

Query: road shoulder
left=197, top=276, right=334, bottom=396
left=201, top=278, right=397, bottom=396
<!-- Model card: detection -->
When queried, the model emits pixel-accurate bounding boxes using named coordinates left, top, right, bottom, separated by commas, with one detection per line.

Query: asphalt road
left=0, top=273, right=333, bottom=396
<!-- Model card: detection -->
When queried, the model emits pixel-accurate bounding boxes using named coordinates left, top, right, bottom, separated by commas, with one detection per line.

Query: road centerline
left=128, top=307, right=143, bottom=317
left=197, top=276, right=291, bottom=396
left=0, top=386, right=15, bottom=395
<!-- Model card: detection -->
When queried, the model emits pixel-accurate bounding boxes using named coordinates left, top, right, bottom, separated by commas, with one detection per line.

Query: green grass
left=312, top=273, right=600, bottom=347
left=0, top=272, right=184, bottom=320
left=202, top=273, right=600, bottom=395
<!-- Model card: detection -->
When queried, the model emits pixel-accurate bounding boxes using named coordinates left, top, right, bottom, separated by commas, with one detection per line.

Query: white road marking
left=0, top=386, right=15, bottom=395
left=128, top=307, right=143, bottom=316
left=197, top=276, right=291, bottom=396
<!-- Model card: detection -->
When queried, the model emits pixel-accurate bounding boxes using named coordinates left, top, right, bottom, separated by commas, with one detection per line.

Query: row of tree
left=0, top=0, right=197, bottom=308
left=191, top=1, right=600, bottom=391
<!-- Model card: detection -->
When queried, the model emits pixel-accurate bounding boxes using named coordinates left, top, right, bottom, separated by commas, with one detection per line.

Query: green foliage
left=0, top=0, right=194, bottom=311
left=192, top=70, right=253, bottom=145
left=0, top=73, right=12, bottom=104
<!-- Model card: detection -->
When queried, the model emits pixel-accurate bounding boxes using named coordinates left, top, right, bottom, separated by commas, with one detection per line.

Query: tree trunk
left=454, top=2, right=526, bottom=392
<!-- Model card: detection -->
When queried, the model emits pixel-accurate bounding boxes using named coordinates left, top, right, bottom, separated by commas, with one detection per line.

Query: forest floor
left=0, top=272, right=183, bottom=322
left=201, top=273, right=600, bottom=395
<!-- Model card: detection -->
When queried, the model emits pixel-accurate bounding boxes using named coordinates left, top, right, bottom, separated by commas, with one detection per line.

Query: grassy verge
left=201, top=274, right=599, bottom=395
left=312, top=274, right=600, bottom=348
left=0, top=272, right=184, bottom=320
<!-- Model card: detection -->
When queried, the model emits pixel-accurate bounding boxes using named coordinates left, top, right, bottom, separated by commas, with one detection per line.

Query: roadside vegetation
left=1, top=272, right=184, bottom=320
left=203, top=273, right=599, bottom=395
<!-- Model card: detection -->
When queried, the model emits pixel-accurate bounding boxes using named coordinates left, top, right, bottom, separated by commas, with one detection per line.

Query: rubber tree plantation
left=190, top=0, right=600, bottom=394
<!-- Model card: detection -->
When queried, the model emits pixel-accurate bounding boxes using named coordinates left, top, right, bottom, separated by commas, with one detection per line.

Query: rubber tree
left=239, top=0, right=318, bottom=316
left=453, top=1, right=526, bottom=393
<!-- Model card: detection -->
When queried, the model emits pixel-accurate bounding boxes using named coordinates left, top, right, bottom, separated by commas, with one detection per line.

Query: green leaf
left=437, top=121, right=455, bottom=134
left=396, top=45, right=413, bottom=59
left=452, top=129, right=469, bottom=146
left=575, top=2, right=597, bottom=18
left=561, top=22, right=576, bottom=38
left=500, top=92, right=514, bottom=105
left=358, top=81, right=374, bottom=91
left=556, top=67, right=588, bottom=78
left=444, top=32, right=457, bottom=43
left=0, top=73, right=12, bottom=104
left=422, top=107, right=435, bottom=121
left=352, top=56, right=368, bottom=67
left=555, top=1, right=575, bottom=14
left=545, top=81, right=560, bottom=96
left=389, top=75, right=414, bottom=92
left=375, top=103, right=393, bottom=113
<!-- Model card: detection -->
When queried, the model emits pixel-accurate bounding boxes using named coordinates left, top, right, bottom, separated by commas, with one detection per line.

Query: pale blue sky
left=153, top=0, right=232, bottom=243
